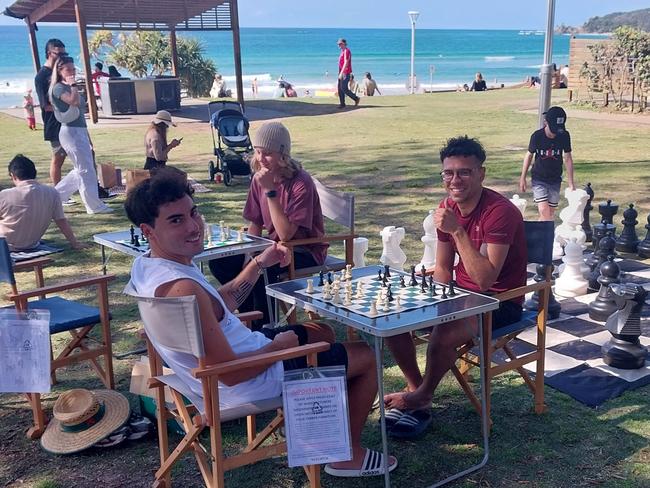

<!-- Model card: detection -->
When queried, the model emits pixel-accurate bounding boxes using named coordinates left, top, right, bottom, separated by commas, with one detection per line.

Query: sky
left=0, top=0, right=648, bottom=29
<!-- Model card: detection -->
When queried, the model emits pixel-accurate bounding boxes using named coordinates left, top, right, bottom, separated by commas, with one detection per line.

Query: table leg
left=263, top=269, right=275, bottom=326
left=101, top=245, right=107, bottom=275
left=429, top=313, right=489, bottom=487
left=374, top=336, right=391, bottom=488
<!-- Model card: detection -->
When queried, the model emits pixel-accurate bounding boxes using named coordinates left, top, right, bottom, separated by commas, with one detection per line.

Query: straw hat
left=41, top=389, right=130, bottom=454
left=152, top=110, right=176, bottom=127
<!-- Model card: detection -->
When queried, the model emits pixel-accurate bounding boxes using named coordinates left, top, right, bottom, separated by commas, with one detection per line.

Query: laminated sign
left=282, top=366, right=351, bottom=467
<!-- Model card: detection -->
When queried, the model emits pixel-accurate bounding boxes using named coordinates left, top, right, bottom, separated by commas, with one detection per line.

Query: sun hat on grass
left=40, top=389, right=130, bottom=455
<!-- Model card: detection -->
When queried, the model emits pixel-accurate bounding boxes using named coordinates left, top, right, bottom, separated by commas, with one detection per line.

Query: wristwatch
left=265, top=190, right=277, bottom=198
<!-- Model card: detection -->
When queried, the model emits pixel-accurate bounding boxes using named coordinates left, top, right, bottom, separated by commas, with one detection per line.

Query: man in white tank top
left=124, top=168, right=397, bottom=478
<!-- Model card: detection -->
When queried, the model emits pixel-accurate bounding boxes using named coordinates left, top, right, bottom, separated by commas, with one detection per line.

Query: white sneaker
left=62, top=198, right=77, bottom=206
left=88, top=205, right=114, bottom=214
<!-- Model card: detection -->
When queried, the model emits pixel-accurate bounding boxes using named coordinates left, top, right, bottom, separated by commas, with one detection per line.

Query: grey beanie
left=253, top=122, right=291, bottom=157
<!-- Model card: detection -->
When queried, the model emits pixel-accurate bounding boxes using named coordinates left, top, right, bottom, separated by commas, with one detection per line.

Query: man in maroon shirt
left=383, top=136, right=527, bottom=438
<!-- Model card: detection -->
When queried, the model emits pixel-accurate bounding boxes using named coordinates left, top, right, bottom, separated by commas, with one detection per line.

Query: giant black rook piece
left=523, top=264, right=561, bottom=320
left=601, top=283, right=648, bottom=369
left=615, top=203, right=640, bottom=254
left=581, top=182, right=594, bottom=242
left=637, top=213, right=650, bottom=259
left=588, top=232, right=616, bottom=292
left=588, top=256, right=620, bottom=322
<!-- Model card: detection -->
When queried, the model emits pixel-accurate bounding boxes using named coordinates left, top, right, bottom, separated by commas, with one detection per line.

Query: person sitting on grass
left=0, top=154, right=86, bottom=251
left=209, top=122, right=327, bottom=329
left=383, top=136, right=527, bottom=439
left=469, top=72, right=487, bottom=92
left=124, top=167, right=398, bottom=478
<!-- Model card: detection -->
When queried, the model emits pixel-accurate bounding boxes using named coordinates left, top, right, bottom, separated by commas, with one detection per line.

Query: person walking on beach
left=251, top=77, right=258, bottom=98
left=519, top=106, right=575, bottom=221
left=336, top=38, right=360, bottom=109
left=23, top=90, right=36, bottom=130
left=34, top=38, right=67, bottom=185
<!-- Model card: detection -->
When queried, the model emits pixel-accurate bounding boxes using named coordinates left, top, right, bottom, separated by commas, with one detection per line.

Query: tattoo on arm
left=227, top=280, right=255, bottom=307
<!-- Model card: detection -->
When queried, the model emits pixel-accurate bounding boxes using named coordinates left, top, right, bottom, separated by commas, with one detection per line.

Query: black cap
left=544, top=106, right=567, bottom=134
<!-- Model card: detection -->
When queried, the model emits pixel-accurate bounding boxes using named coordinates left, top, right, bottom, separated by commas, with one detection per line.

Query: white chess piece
left=236, top=230, right=244, bottom=242
left=350, top=237, right=369, bottom=268
left=332, top=289, right=340, bottom=304
left=345, top=264, right=353, bottom=280
left=553, top=187, right=589, bottom=259
left=344, top=291, right=352, bottom=306
left=554, top=238, right=588, bottom=297
left=306, top=279, right=314, bottom=294
left=396, top=296, right=401, bottom=308
left=355, top=282, right=364, bottom=299
left=369, top=301, right=377, bottom=315
left=379, top=226, right=407, bottom=271
left=509, top=194, right=527, bottom=217
left=383, top=296, right=390, bottom=312
left=417, top=210, right=438, bottom=270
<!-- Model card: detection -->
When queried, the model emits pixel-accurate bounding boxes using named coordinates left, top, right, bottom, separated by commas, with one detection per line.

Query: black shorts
left=259, top=325, right=348, bottom=371
left=492, top=300, right=523, bottom=329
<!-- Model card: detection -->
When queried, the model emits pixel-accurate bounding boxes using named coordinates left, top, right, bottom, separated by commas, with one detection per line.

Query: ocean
left=1, top=25, right=597, bottom=108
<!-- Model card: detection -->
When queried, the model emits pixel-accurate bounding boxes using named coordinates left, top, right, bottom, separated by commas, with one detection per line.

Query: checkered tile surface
left=500, top=259, right=650, bottom=407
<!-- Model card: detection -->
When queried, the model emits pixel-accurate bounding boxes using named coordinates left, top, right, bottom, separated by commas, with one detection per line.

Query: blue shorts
left=531, top=180, right=560, bottom=207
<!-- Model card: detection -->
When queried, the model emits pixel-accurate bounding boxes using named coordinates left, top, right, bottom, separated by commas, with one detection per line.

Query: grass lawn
left=1, top=88, right=649, bottom=488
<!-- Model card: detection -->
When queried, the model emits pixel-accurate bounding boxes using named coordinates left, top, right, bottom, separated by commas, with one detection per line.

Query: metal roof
left=4, top=0, right=233, bottom=31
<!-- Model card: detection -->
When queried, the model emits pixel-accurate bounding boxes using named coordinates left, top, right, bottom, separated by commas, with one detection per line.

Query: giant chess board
left=494, top=258, right=650, bottom=407
left=297, top=269, right=469, bottom=318
left=116, top=229, right=253, bottom=253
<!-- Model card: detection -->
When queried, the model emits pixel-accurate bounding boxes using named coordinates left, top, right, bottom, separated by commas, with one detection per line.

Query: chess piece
left=400, top=275, right=406, bottom=288
left=345, top=264, right=353, bottom=280
left=553, top=187, right=589, bottom=259
left=638, top=213, right=650, bottom=259
left=383, top=296, right=390, bottom=312
left=431, top=283, right=437, bottom=296
left=355, top=281, right=364, bottom=299
left=350, top=237, right=369, bottom=268
left=448, top=280, right=456, bottom=296
left=396, top=296, right=401, bottom=308
left=601, top=283, right=648, bottom=369
left=322, top=283, right=332, bottom=300
left=588, top=232, right=616, bottom=292
left=377, top=270, right=383, bottom=282
left=598, top=199, right=619, bottom=225
left=417, top=210, right=438, bottom=270
left=585, top=218, right=616, bottom=271
left=554, top=239, right=588, bottom=298
left=130, top=225, right=136, bottom=245
left=327, top=272, right=333, bottom=285
left=318, top=271, right=325, bottom=287
left=509, top=194, right=527, bottom=217
left=236, top=230, right=244, bottom=242
left=344, top=291, right=352, bottom=306
left=332, top=288, right=340, bottom=304
left=588, top=256, right=621, bottom=322
left=420, top=268, right=428, bottom=290
left=581, top=182, right=594, bottom=242
left=382, top=273, right=389, bottom=287
left=441, top=285, right=448, bottom=299
left=523, top=264, right=561, bottom=320
left=409, top=265, right=418, bottom=287
left=615, top=203, right=640, bottom=253
left=384, top=264, right=391, bottom=278
left=386, top=284, right=394, bottom=302
left=306, top=279, right=314, bottom=294
left=134, top=235, right=141, bottom=247
left=379, top=226, right=407, bottom=271
left=369, top=300, right=377, bottom=315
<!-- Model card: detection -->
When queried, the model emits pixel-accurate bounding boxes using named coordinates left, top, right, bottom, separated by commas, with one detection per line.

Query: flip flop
left=388, top=409, right=432, bottom=439
left=324, top=449, right=398, bottom=477
left=384, top=408, right=405, bottom=428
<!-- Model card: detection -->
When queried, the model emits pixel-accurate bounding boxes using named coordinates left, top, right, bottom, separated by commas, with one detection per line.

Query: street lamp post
left=538, top=0, right=556, bottom=128
left=408, top=10, right=419, bottom=94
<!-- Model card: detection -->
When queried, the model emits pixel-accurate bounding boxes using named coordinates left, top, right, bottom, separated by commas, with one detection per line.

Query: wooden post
left=170, top=29, right=179, bottom=77
left=74, top=0, right=98, bottom=124
left=230, top=0, right=245, bottom=111
left=26, top=20, right=41, bottom=72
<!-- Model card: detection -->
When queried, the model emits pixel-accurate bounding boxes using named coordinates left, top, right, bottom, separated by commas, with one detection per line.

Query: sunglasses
left=439, top=167, right=481, bottom=182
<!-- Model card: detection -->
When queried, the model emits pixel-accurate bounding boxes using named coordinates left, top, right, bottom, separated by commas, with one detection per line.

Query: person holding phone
left=144, top=110, right=182, bottom=170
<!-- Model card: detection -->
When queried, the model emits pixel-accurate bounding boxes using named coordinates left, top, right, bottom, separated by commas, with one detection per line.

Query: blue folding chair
left=451, top=221, right=554, bottom=429
left=0, top=238, right=115, bottom=439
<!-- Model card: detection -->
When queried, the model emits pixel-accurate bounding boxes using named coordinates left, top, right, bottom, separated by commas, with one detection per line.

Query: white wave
left=525, top=64, right=542, bottom=69
left=484, top=56, right=514, bottom=62
left=221, top=73, right=273, bottom=83
left=0, top=78, right=34, bottom=95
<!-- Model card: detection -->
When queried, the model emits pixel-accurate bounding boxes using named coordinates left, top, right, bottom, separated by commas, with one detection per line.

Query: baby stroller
left=207, top=101, right=253, bottom=186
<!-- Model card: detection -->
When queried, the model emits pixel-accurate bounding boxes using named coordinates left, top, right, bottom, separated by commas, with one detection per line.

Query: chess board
left=492, top=258, right=650, bottom=407
left=116, top=230, right=252, bottom=253
left=297, top=271, right=469, bottom=318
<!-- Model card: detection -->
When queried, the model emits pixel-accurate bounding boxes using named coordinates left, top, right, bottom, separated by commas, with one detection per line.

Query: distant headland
left=556, top=8, right=650, bottom=34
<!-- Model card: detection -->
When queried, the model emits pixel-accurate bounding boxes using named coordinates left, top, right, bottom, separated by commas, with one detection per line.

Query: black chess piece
left=586, top=219, right=617, bottom=271
left=588, top=231, right=616, bottom=292
left=400, top=275, right=406, bottom=288
left=384, top=264, right=391, bottom=278
left=409, top=265, right=417, bottom=286
left=130, top=225, right=136, bottom=245
left=387, top=284, right=394, bottom=302
left=382, top=273, right=389, bottom=287
left=581, top=182, right=594, bottom=242
left=588, top=256, right=621, bottom=322
left=318, top=271, right=325, bottom=287
left=638, top=213, right=650, bottom=259
left=441, top=285, right=448, bottom=299
left=327, top=272, right=333, bottom=285
left=420, top=270, right=428, bottom=290
left=431, top=283, right=437, bottom=296
left=523, top=264, right=561, bottom=320
left=598, top=199, right=619, bottom=226
left=134, top=235, right=141, bottom=247
left=615, top=203, right=640, bottom=254
left=377, top=270, right=383, bottom=282
left=448, top=280, right=456, bottom=296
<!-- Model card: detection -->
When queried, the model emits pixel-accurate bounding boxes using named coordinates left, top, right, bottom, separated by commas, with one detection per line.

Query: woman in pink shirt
left=209, top=122, right=327, bottom=328
left=336, top=38, right=360, bottom=109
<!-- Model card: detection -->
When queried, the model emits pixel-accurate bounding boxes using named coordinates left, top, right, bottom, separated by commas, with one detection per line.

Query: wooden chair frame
left=134, top=297, right=329, bottom=488
left=4, top=256, right=115, bottom=439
